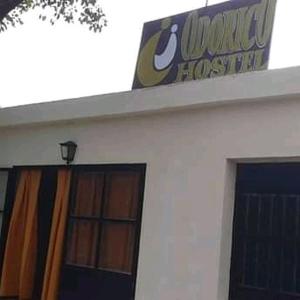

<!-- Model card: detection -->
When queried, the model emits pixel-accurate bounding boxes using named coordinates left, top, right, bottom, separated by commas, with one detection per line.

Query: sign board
left=132, top=0, right=277, bottom=89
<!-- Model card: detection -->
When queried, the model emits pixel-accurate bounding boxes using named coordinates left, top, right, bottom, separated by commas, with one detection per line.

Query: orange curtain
left=0, top=169, right=42, bottom=299
left=66, top=172, right=104, bottom=267
left=41, top=169, right=71, bottom=300
left=72, top=172, right=104, bottom=217
left=99, top=172, right=139, bottom=273
left=66, top=171, right=140, bottom=273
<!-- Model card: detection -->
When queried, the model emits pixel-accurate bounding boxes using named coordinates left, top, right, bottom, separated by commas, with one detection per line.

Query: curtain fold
left=72, top=172, right=104, bottom=217
left=0, top=169, right=42, bottom=299
left=66, top=172, right=104, bottom=267
left=41, top=169, right=71, bottom=300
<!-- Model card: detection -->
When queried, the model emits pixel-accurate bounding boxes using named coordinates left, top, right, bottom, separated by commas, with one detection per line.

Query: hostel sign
left=132, top=0, right=277, bottom=89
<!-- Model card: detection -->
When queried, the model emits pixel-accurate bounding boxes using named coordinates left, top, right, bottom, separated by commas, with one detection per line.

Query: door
left=59, top=165, right=146, bottom=300
left=230, top=163, right=300, bottom=300
left=0, top=164, right=146, bottom=300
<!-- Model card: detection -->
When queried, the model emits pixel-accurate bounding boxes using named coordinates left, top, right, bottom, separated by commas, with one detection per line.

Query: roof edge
left=1, top=66, right=300, bottom=128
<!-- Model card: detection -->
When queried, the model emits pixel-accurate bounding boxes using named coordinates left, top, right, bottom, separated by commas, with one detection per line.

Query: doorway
left=229, top=163, right=300, bottom=300
left=0, top=164, right=146, bottom=300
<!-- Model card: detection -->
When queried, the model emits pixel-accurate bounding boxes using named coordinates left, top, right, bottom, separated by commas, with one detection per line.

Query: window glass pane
left=66, top=219, right=99, bottom=267
left=103, top=172, right=140, bottom=220
left=98, top=223, right=135, bottom=273
left=71, top=172, right=104, bottom=217
left=0, top=171, right=8, bottom=211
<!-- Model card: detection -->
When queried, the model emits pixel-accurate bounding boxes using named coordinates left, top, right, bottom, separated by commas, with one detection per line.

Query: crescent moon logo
left=137, top=18, right=178, bottom=87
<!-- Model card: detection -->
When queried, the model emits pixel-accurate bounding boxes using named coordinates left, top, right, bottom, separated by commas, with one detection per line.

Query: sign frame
left=132, top=0, right=277, bottom=89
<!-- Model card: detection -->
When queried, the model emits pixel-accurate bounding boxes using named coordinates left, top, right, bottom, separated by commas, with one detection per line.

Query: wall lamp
left=59, top=141, right=77, bottom=165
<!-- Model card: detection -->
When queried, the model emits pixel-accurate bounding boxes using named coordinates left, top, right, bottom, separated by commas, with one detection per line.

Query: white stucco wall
left=1, top=67, right=300, bottom=300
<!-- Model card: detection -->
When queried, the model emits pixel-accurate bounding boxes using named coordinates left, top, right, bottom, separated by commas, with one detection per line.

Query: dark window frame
left=61, top=164, right=146, bottom=300
left=66, top=180, right=136, bottom=271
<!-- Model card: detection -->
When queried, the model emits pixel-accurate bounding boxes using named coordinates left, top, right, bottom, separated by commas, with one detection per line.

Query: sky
left=0, top=0, right=297, bottom=107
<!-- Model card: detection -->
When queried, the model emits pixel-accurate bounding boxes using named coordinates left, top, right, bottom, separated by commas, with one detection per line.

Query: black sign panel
left=132, top=0, right=277, bottom=89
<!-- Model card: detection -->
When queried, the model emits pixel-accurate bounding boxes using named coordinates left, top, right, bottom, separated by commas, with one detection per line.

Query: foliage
left=0, top=0, right=107, bottom=33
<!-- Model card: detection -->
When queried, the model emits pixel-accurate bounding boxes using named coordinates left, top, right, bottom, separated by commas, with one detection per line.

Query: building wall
left=1, top=96, right=300, bottom=300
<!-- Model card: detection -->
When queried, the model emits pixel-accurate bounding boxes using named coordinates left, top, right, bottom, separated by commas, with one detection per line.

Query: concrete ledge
left=1, top=66, right=300, bottom=128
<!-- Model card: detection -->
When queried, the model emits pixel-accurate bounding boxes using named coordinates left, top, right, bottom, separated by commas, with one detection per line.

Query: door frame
left=228, top=162, right=300, bottom=300
left=0, top=163, right=147, bottom=300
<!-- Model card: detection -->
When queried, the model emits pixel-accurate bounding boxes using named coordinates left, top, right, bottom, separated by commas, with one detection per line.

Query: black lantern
left=59, top=141, right=77, bottom=165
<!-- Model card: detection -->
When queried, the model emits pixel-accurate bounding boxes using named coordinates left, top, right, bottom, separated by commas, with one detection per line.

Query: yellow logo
left=137, top=18, right=178, bottom=87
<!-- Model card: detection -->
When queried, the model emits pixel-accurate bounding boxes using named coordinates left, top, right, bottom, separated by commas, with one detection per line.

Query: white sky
left=0, top=0, right=297, bottom=107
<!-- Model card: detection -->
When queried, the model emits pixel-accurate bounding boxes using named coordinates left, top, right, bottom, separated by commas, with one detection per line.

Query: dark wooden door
left=230, top=163, right=300, bottom=300
left=59, top=165, right=146, bottom=300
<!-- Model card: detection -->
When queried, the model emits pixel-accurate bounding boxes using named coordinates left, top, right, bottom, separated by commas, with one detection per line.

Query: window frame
left=62, top=164, right=146, bottom=299
left=66, top=171, right=140, bottom=273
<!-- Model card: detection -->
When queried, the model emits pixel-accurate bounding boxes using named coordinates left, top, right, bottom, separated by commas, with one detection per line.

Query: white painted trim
left=1, top=66, right=300, bottom=128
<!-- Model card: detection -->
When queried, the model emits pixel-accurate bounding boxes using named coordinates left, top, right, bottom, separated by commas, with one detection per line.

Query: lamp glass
left=68, top=145, right=77, bottom=162
left=60, top=141, right=77, bottom=164
left=61, top=145, right=69, bottom=160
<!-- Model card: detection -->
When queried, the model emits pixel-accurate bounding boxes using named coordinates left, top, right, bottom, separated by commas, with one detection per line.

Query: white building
left=1, top=66, right=300, bottom=300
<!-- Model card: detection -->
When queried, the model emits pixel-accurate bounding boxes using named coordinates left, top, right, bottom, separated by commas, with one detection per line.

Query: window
left=0, top=170, right=9, bottom=236
left=230, top=163, right=300, bottom=300
left=60, top=165, right=145, bottom=300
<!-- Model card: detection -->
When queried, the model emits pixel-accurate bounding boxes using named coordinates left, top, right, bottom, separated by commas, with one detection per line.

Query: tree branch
left=0, top=0, right=24, bottom=21
left=0, top=0, right=107, bottom=33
